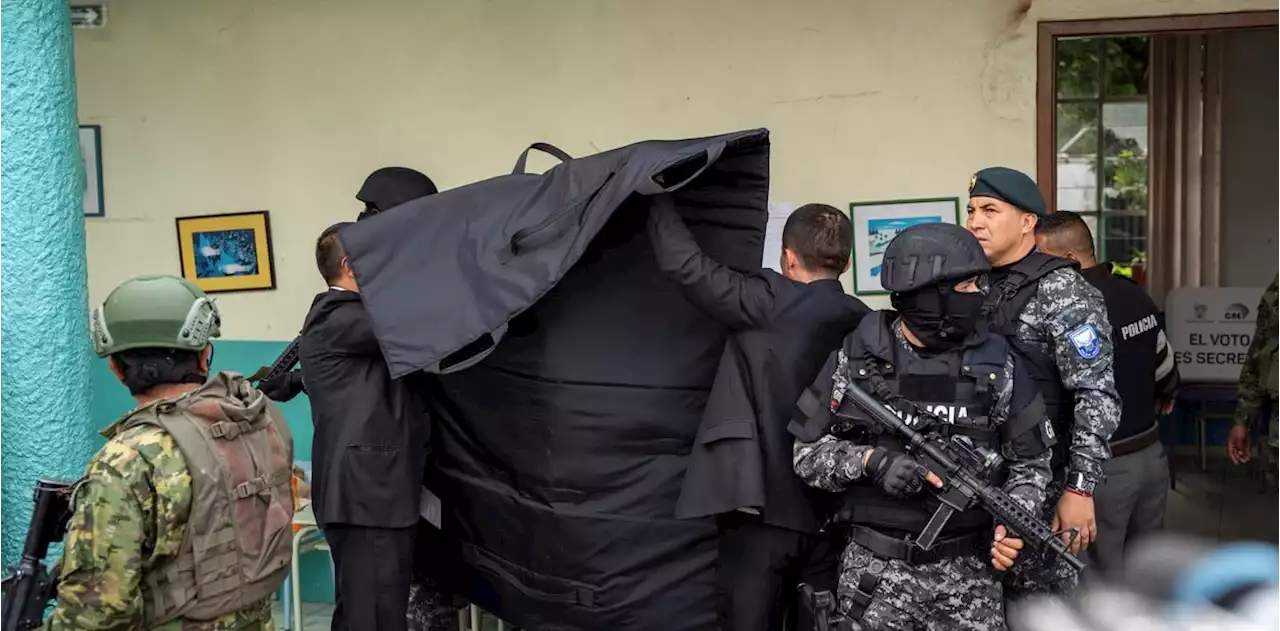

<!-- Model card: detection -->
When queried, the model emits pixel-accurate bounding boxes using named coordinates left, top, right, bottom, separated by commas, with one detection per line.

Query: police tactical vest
left=984, top=251, right=1078, bottom=471
left=831, top=312, right=1005, bottom=537
left=112, top=372, right=294, bottom=625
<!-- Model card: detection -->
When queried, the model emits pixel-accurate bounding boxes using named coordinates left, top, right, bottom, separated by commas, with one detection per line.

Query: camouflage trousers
left=406, top=520, right=467, bottom=631
left=837, top=540, right=1004, bottom=630
left=1002, top=483, right=1079, bottom=604
left=1264, top=413, right=1278, bottom=490
left=407, top=578, right=464, bottom=631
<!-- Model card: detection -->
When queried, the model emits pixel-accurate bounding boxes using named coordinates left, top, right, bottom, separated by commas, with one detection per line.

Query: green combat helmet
left=91, top=274, right=221, bottom=357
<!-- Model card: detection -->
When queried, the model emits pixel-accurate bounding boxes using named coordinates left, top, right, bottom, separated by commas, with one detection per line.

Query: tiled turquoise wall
left=90, top=340, right=334, bottom=603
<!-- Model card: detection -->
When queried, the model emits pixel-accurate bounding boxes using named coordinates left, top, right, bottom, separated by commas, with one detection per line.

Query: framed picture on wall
left=175, top=211, right=277, bottom=293
left=849, top=197, right=962, bottom=295
left=79, top=125, right=104, bottom=217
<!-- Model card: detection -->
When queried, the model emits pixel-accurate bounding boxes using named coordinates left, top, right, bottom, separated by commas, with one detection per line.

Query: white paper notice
left=419, top=485, right=443, bottom=528
left=762, top=202, right=796, bottom=272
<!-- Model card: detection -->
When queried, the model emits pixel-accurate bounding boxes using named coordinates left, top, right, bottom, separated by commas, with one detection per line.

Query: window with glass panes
left=1053, top=36, right=1150, bottom=267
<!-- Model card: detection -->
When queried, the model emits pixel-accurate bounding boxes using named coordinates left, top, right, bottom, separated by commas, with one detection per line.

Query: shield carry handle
left=634, top=141, right=727, bottom=195
left=427, top=322, right=510, bottom=375
left=512, top=142, right=573, bottom=175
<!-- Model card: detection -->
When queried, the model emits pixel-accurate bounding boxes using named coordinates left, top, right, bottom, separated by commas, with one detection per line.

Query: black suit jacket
left=299, top=289, right=430, bottom=529
left=647, top=201, right=870, bottom=533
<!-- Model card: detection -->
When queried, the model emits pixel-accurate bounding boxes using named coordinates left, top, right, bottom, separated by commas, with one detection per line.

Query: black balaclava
left=891, top=283, right=985, bottom=350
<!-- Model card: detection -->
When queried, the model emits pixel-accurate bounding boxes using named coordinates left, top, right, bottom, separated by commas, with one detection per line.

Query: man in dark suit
left=300, top=222, right=431, bottom=631
left=647, top=196, right=871, bottom=631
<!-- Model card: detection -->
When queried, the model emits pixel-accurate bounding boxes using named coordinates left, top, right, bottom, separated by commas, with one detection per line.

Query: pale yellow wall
left=74, top=0, right=1274, bottom=338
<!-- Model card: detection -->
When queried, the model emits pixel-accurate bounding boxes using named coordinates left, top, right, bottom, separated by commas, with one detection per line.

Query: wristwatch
left=1065, top=472, right=1096, bottom=496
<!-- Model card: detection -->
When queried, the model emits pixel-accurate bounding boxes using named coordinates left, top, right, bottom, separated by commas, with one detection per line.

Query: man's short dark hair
left=316, top=222, right=354, bottom=284
left=782, top=204, right=852, bottom=275
left=1035, top=210, right=1095, bottom=257
left=113, top=348, right=204, bottom=395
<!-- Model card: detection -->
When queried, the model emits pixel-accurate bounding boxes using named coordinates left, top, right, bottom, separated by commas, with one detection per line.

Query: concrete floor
left=1163, top=452, right=1278, bottom=544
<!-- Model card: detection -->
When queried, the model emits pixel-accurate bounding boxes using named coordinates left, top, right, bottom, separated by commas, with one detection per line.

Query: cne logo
left=1224, top=303, right=1251, bottom=320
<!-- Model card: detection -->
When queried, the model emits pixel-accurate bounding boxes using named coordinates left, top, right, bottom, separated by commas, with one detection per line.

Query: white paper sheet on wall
left=762, top=202, right=797, bottom=272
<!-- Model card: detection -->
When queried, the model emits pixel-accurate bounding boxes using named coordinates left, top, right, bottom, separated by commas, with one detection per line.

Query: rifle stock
left=838, top=379, right=1085, bottom=572
left=2, top=479, right=75, bottom=631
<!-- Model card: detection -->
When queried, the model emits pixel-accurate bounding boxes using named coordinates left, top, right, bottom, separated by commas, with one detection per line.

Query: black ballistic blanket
left=339, top=129, right=770, bottom=630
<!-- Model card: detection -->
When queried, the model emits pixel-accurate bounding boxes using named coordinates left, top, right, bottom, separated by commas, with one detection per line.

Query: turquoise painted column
left=1, top=1, right=94, bottom=566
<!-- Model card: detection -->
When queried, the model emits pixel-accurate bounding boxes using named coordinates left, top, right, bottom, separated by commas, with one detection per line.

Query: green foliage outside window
left=1055, top=36, right=1150, bottom=265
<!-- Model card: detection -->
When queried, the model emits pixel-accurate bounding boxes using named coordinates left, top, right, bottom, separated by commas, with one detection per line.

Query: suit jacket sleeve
left=646, top=196, right=778, bottom=330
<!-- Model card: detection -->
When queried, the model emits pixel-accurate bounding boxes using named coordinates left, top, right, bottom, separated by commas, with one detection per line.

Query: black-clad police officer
left=1035, top=210, right=1179, bottom=574
left=792, top=223, right=1055, bottom=630
left=356, top=166, right=439, bottom=220
left=259, top=166, right=439, bottom=403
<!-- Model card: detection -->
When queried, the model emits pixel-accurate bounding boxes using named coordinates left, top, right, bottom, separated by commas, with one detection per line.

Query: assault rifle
left=247, top=336, right=300, bottom=386
left=2, top=479, right=75, bottom=631
left=835, top=379, right=1085, bottom=571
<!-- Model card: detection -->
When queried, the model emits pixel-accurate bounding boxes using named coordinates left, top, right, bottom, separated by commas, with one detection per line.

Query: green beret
left=968, top=166, right=1047, bottom=216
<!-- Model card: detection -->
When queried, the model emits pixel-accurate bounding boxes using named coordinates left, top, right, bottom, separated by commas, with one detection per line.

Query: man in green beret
left=965, top=167, right=1121, bottom=600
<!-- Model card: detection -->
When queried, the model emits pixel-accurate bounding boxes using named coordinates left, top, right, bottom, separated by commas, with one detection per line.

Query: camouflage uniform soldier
left=1228, top=275, right=1279, bottom=487
left=964, top=168, right=1121, bottom=599
left=792, top=223, right=1055, bottom=630
left=44, top=275, right=294, bottom=630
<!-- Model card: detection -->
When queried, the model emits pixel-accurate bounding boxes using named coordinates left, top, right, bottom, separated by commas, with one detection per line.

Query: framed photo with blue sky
left=175, top=211, right=277, bottom=293
left=849, top=197, right=961, bottom=295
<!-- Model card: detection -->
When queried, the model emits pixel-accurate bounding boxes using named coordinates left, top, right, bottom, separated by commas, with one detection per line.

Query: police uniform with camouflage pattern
left=991, top=264, right=1121, bottom=596
left=792, top=222, right=1054, bottom=631
left=795, top=329, right=1052, bottom=630
left=1234, top=274, right=1279, bottom=488
left=45, top=275, right=293, bottom=630
left=968, top=168, right=1122, bottom=599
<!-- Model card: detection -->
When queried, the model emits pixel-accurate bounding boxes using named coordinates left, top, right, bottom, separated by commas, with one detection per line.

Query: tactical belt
left=1110, top=423, right=1160, bottom=458
left=849, top=525, right=984, bottom=566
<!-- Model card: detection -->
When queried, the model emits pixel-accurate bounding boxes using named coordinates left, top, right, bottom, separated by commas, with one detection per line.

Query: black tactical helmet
left=880, top=223, right=991, bottom=293
left=356, top=167, right=438, bottom=215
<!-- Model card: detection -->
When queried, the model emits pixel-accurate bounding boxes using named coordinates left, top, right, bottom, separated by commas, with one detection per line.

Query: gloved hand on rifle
left=861, top=448, right=943, bottom=498
left=259, top=370, right=306, bottom=402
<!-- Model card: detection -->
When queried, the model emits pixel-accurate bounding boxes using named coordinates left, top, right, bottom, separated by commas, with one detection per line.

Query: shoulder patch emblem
left=1044, top=420, right=1055, bottom=441
left=1068, top=323, right=1102, bottom=360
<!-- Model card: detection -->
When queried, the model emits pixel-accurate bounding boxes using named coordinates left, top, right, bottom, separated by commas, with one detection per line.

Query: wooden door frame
left=1035, top=10, right=1278, bottom=208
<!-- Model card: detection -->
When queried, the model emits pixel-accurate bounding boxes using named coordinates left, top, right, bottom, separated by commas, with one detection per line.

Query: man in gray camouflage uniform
left=792, top=223, right=1055, bottom=630
left=965, top=167, right=1121, bottom=600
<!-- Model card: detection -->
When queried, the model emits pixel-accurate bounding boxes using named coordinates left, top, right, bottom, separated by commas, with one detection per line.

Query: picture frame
left=175, top=211, right=277, bottom=293
left=849, top=197, right=962, bottom=295
left=79, top=125, right=104, bottom=217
